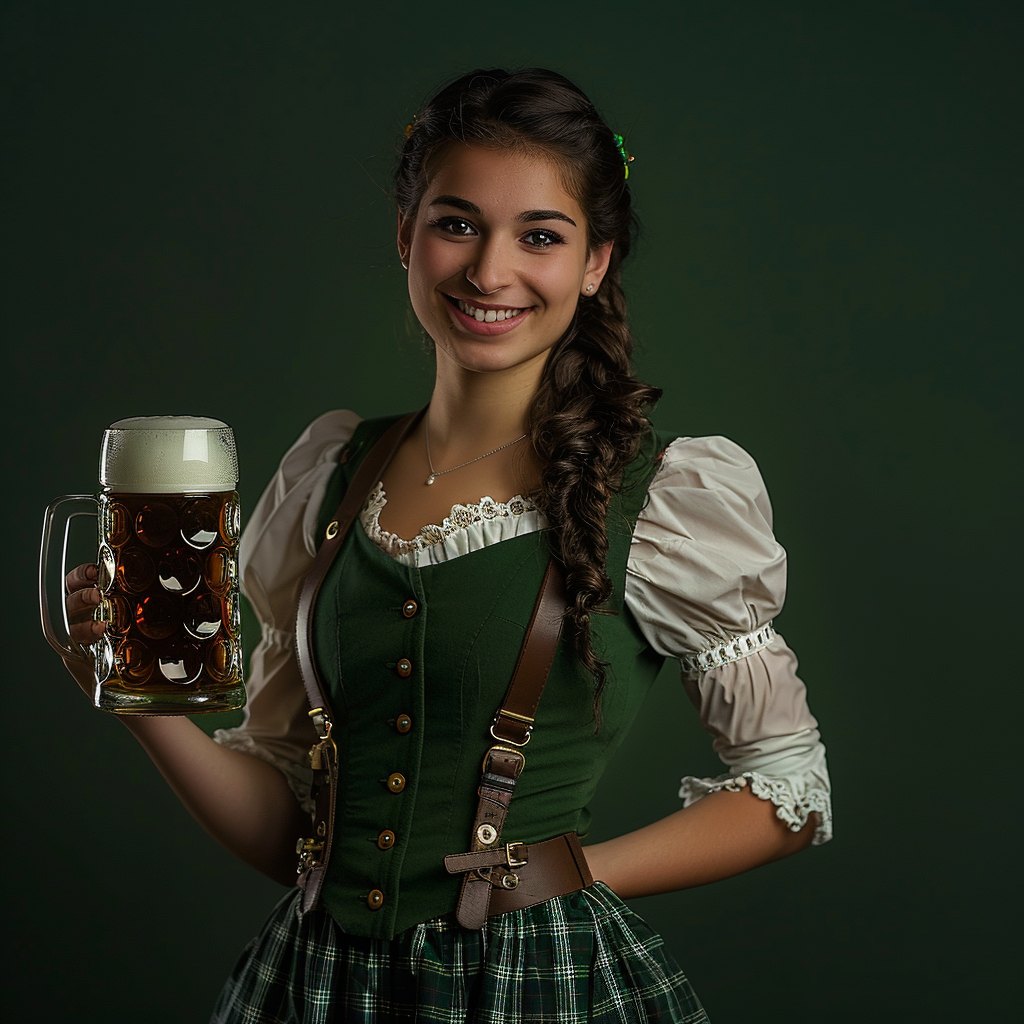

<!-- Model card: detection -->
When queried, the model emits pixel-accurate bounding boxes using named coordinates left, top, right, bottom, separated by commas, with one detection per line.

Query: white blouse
left=216, top=410, right=833, bottom=845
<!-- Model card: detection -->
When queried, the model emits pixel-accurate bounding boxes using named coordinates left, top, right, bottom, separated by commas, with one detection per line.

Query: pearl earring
left=585, top=284, right=594, bottom=293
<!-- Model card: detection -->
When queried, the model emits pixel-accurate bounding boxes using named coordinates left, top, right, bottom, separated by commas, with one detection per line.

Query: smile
left=455, top=299, right=526, bottom=323
left=443, top=295, right=534, bottom=336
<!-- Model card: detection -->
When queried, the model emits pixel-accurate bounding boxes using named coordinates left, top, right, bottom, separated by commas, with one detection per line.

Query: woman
left=62, top=68, right=831, bottom=1022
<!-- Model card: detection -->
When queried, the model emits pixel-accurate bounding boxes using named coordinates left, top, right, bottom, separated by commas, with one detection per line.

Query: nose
left=465, top=236, right=516, bottom=296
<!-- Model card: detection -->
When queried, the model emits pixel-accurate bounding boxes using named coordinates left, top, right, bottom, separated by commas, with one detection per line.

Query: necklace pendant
left=425, top=474, right=435, bottom=486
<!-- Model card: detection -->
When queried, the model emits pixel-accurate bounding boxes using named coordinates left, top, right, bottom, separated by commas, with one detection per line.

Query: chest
left=375, top=428, right=541, bottom=544
left=315, top=523, right=565, bottom=721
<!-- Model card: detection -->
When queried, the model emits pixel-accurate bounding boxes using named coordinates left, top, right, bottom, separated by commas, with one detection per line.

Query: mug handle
left=39, top=494, right=99, bottom=661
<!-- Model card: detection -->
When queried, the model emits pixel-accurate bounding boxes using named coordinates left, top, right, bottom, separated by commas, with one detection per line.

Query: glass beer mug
left=39, top=416, right=246, bottom=714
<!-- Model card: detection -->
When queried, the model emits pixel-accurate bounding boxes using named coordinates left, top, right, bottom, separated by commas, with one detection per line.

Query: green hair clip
left=613, top=133, right=635, bottom=179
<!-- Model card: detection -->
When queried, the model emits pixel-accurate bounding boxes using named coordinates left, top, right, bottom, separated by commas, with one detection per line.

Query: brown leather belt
left=445, top=832, right=594, bottom=918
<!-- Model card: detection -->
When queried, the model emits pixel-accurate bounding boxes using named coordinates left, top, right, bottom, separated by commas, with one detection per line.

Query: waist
left=445, top=832, right=594, bottom=919
left=320, top=828, right=591, bottom=938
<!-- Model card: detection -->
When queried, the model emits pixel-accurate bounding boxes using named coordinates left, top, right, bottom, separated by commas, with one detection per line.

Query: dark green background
left=4, top=2, right=1018, bottom=1020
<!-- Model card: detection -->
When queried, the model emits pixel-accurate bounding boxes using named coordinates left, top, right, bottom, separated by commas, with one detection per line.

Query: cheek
left=411, top=242, right=457, bottom=295
left=547, top=263, right=586, bottom=308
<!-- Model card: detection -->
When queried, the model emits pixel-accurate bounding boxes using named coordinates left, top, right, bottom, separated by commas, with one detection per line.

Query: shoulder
left=626, top=434, right=787, bottom=644
left=241, top=410, right=362, bottom=570
left=271, top=409, right=364, bottom=488
left=648, top=435, right=774, bottom=531
left=331, top=411, right=416, bottom=476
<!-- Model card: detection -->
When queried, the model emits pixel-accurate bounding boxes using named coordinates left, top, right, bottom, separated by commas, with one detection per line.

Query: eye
left=521, top=228, right=566, bottom=249
left=430, top=216, right=476, bottom=237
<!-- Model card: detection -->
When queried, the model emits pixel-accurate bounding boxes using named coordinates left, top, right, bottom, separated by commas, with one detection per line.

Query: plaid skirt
left=210, top=883, right=709, bottom=1024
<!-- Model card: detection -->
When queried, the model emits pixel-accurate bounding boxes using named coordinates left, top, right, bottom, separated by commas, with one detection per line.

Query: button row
left=374, top=598, right=416, bottom=913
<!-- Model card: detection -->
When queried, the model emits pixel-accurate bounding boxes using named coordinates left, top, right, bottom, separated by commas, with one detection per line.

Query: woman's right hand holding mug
left=62, top=562, right=105, bottom=698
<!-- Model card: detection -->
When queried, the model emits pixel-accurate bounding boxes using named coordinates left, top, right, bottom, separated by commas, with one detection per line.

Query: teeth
left=457, top=299, right=524, bottom=322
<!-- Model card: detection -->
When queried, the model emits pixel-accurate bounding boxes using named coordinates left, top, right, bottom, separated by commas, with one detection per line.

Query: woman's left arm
left=591, top=434, right=831, bottom=895
left=585, top=787, right=814, bottom=897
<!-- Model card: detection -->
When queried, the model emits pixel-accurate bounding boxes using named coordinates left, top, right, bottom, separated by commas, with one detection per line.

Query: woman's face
left=398, top=145, right=612, bottom=381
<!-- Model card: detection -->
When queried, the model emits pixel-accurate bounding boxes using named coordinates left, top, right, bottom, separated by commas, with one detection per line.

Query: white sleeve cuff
left=679, top=736, right=833, bottom=845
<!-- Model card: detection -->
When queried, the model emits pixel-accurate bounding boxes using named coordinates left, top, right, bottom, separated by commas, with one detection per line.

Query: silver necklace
left=424, top=421, right=528, bottom=485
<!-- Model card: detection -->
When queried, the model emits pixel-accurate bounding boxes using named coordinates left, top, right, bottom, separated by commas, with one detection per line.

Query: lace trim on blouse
left=680, top=770, right=833, bottom=845
left=681, top=624, right=777, bottom=674
left=360, top=481, right=539, bottom=558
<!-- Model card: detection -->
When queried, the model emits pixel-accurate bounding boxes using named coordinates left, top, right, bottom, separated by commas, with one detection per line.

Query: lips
left=445, top=294, right=533, bottom=336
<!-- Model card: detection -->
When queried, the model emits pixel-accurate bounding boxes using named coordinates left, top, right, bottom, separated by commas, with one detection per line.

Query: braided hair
left=395, top=68, right=661, bottom=714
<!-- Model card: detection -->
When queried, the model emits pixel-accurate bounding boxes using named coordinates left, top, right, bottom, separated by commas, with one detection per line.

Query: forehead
left=420, top=144, right=585, bottom=223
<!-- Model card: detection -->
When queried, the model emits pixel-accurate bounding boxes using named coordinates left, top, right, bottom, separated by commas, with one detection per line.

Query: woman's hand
left=61, top=562, right=105, bottom=698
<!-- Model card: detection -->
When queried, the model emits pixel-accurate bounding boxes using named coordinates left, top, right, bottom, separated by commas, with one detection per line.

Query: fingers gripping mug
left=40, top=416, right=246, bottom=714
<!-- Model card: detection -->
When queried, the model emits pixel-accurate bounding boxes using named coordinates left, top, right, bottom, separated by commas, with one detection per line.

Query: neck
left=426, top=362, right=542, bottom=455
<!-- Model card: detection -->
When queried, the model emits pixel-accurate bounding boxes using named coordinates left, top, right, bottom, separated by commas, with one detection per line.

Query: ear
left=581, top=241, right=614, bottom=296
left=397, top=211, right=412, bottom=269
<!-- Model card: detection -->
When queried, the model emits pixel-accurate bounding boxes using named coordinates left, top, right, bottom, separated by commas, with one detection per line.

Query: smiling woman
left=56, top=67, right=831, bottom=1024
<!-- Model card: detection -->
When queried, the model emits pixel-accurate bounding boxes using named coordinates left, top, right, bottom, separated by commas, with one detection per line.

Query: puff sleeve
left=213, top=410, right=362, bottom=812
left=624, top=436, right=832, bottom=844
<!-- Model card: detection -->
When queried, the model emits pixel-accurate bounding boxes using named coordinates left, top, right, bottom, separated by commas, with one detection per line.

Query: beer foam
left=100, top=416, right=239, bottom=493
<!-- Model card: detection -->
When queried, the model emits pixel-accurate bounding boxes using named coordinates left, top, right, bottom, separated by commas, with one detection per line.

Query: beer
left=92, top=489, right=245, bottom=713
left=41, top=415, right=246, bottom=715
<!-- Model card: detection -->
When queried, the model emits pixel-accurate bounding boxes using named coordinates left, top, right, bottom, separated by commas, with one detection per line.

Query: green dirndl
left=210, top=883, right=709, bottom=1024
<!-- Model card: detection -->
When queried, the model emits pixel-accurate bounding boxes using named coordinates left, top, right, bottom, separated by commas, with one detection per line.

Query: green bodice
left=312, top=416, right=668, bottom=938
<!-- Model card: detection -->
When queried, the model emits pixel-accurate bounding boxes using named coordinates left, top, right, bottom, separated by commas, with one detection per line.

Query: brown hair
left=395, top=68, right=661, bottom=715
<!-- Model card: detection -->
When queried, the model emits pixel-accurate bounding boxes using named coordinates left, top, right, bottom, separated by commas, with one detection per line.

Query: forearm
left=60, top=566, right=308, bottom=885
left=120, top=715, right=307, bottom=886
left=584, top=787, right=815, bottom=898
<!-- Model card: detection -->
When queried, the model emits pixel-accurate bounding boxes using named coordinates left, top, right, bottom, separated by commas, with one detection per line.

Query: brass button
left=396, top=713, right=412, bottom=734
left=377, top=829, right=396, bottom=850
left=401, top=599, right=419, bottom=618
left=387, top=772, right=406, bottom=793
left=396, top=658, right=412, bottom=678
left=366, top=889, right=384, bottom=910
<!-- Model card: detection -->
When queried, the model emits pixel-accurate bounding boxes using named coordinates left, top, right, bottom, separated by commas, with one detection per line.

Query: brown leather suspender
left=292, top=409, right=570, bottom=923
left=444, top=557, right=567, bottom=928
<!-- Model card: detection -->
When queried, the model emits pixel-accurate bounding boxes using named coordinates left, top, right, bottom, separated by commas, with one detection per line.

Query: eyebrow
left=519, top=209, right=577, bottom=227
left=429, top=195, right=578, bottom=228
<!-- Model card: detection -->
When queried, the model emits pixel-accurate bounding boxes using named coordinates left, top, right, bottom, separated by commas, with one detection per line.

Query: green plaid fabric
left=211, top=883, right=709, bottom=1023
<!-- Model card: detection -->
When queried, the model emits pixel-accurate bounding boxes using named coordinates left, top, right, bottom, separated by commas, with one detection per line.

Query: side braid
left=529, top=273, right=661, bottom=719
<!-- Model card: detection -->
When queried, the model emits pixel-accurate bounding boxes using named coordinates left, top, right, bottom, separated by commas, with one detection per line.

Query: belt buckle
left=506, top=841, right=528, bottom=869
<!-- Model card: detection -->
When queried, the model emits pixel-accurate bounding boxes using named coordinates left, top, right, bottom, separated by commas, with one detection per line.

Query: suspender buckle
left=308, top=707, right=333, bottom=741
left=296, top=836, right=324, bottom=873
left=481, top=744, right=526, bottom=777
left=490, top=708, right=534, bottom=746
